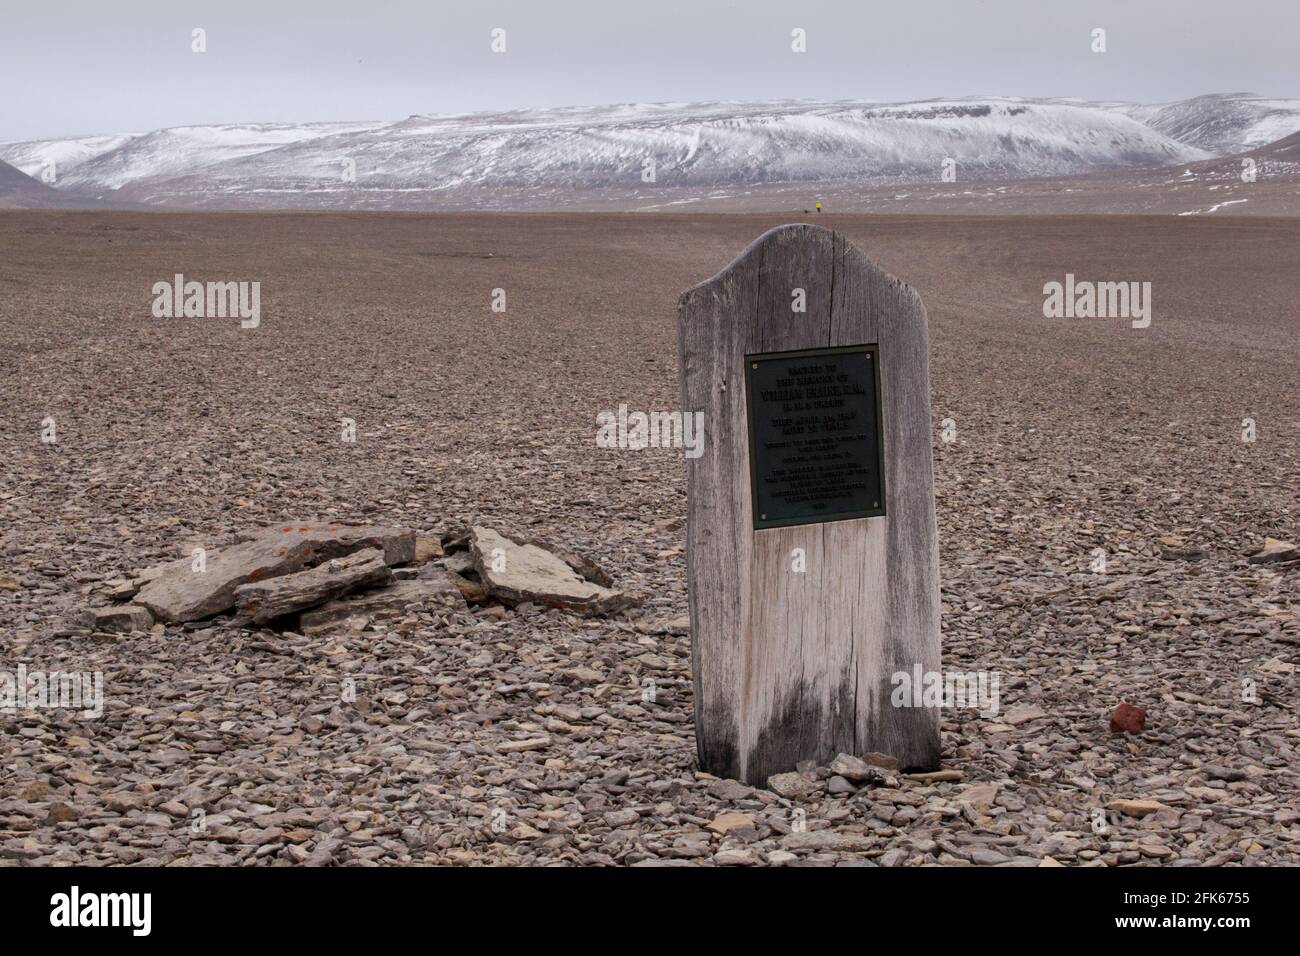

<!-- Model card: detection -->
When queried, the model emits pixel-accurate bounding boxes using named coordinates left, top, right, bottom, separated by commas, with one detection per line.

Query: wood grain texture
left=677, top=224, right=941, bottom=784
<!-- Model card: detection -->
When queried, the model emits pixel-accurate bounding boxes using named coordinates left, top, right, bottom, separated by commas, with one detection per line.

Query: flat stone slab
left=413, top=534, right=444, bottom=564
left=75, top=605, right=154, bottom=633
left=829, top=752, right=899, bottom=783
left=1247, top=537, right=1298, bottom=564
left=1107, top=798, right=1173, bottom=819
left=233, top=548, right=393, bottom=625
left=298, top=570, right=466, bottom=631
left=135, top=524, right=416, bottom=622
left=469, top=527, right=633, bottom=616
left=520, top=536, right=614, bottom=587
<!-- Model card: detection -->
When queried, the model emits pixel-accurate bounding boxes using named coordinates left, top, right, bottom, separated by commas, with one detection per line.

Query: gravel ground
left=1, top=210, right=1297, bottom=866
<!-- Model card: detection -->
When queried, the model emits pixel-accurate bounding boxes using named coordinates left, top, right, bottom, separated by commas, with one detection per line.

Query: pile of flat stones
left=72, top=523, right=637, bottom=636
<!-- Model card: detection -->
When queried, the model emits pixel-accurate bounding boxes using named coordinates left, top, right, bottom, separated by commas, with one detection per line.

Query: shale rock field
left=1, top=210, right=1297, bottom=866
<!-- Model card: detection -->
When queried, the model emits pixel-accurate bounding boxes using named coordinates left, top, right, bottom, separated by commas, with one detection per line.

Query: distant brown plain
left=5, top=210, right=1297, bottom=622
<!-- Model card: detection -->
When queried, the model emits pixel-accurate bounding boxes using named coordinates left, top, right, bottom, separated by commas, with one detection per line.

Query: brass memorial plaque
left=745, top=345, right=885, bottom=529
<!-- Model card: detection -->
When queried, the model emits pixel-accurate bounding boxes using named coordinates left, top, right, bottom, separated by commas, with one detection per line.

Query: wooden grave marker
left=677, top=223, right=941, bottom=785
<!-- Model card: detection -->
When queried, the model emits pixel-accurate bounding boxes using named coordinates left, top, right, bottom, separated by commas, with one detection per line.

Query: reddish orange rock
left=1110, top=702, right=1146, bottom=734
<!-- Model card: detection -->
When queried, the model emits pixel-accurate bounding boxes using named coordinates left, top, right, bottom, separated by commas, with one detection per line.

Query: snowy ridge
left=2, top=93, right=1295, bottom=210
left=1114, top=93, right=1300, bottom=155
left=1, top=122, right=386, bottom=190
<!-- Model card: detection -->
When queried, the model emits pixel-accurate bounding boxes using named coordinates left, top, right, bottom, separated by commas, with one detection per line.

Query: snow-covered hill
left=0, top=122, right=386, bottom=191
left=1116, top=93, right=1300, bottom=156
left=0, top=158, right=60, bottom=206
left=198, top=99, right=1203, bottom=190
left=2, top=93, right=1294, bottom=210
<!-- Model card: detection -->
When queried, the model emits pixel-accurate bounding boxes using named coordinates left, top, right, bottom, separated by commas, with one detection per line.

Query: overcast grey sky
left=3, top=0, right=1297, bottom=141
